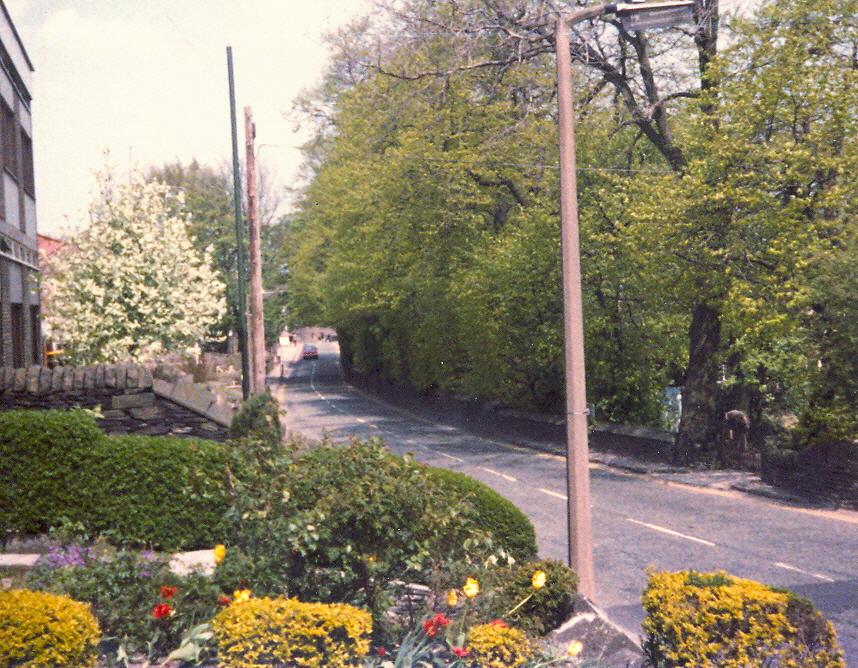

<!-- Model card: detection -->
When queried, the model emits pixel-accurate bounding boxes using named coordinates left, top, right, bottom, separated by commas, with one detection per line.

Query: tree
left=42, top=169, right=226, bottom=364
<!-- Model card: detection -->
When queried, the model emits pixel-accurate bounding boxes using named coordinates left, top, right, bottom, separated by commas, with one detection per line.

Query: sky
left=4, top=0, right=373, bottom=237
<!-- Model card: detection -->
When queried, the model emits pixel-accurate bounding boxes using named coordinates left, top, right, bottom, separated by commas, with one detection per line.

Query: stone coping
left=0, top=550, right=216, bottom=575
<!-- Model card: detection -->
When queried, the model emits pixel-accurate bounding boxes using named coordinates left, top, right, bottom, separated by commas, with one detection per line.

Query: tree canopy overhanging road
left=274, top=340, right=858, bottom=664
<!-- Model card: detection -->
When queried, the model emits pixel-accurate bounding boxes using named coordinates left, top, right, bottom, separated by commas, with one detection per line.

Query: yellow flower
left=531, top=570, right=547, bottom=590
left=463, top=578, right=480, bottom=599
left=232, top=589, right=252, bottom=603
left=566, top=640, right=584, bottom=657
left=213, top=544, right=226, bottom=564
left=446, top=590, right=459, bottom=607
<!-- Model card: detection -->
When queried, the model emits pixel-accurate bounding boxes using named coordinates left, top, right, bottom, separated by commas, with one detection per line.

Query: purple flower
left=37, top=544, right=91, bottom=569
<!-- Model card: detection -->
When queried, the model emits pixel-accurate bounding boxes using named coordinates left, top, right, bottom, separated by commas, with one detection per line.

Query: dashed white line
left=626, top=518, right=716, bottom=547
left=369, top=423, right=379, bottom=429
left=774, top=562, right=835, bottom=582
left=538, top=487, right=568, bottom=500
left=439, top=452, right=464, bottom=463
left=356, top=418, right=366, bottom=423
left=480, top=467, right=517, bottom=482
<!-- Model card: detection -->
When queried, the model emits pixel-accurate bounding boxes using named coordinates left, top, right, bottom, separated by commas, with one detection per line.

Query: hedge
left=424, top=466, right=538, bottom=562
left=0, top=409, right=230, bottom=550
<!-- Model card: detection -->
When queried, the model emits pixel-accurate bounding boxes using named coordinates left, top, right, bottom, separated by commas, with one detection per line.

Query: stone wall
left=0, top=364, right=232, bottom=441
left=762, top=442, right=858, bottom=509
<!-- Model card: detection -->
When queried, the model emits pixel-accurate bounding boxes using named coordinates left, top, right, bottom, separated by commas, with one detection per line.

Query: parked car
left=302, top=344, right=319, bottom=360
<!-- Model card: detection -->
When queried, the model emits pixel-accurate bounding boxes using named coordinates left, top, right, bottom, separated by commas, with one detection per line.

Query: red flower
left=422, top=619, right=439, bottom=637
left=422, top=613, right=451, bottom=637
left=218, top=594, right=231, bottom=606
left=452, top=646, right=470, bottom=658
left=375, top=647, right=388, bottom=657
left=489, top=619, right=508, bottom=628
left=159, top=585, right=178, bottom=599
left=432, top=613, right=450, bottom=627
left=152, top=603, right=173, bottom=619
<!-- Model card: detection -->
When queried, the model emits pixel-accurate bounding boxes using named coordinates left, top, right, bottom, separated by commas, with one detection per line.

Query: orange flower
left=159, top=585, right=178, bottom=599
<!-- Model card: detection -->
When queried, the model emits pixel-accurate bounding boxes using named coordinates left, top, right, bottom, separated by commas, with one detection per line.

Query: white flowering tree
left=43, top=170, right=227, bottom=364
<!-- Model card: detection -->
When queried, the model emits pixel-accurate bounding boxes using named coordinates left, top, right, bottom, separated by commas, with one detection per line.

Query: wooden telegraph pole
left=244, top=106, right=266, bottom=394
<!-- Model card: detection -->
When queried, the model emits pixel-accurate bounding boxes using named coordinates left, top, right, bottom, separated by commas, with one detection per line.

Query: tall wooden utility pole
left=244, top=106, right=266, bottom=394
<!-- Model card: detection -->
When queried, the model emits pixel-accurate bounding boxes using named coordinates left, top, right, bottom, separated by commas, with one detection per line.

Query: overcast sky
left=4, top=0, right=373, bottom=237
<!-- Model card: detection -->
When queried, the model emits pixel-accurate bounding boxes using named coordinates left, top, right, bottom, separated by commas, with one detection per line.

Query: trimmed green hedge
left=0, top=409, right=230, bottom=550
left=0, top=409, right=103, bottom=536
left=424, top=466, right=537, bottom=562
left=90, top=435, right=231, bottom=549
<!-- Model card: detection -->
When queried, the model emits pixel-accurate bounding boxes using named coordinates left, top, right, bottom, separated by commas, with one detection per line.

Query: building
left=0, top=2, right=38, bottom=368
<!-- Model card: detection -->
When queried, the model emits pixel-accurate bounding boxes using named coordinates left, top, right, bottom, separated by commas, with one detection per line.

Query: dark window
left=20, top=130, right=33, bottom=196
left=1, top=102, right=15, bottom=176
left=30, top=304, right=39, bottom=364
left=10, top=303, right=23, bottom=367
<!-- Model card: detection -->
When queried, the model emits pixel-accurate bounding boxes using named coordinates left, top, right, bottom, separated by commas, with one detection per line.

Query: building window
left=1, top=101, right=15, bottom=177
left=20, top=130, right=33, bottom=196
left=30, top=304, right=39, bottom=364
left=10, top=303, right=23, bottom=367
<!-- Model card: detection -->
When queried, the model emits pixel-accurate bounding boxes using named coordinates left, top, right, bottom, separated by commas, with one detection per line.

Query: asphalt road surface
left=273, top=339, right=858, bottom=664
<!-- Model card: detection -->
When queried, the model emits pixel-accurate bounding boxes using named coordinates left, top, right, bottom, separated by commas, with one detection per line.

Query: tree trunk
left=674, top=302, right=722, bottom=464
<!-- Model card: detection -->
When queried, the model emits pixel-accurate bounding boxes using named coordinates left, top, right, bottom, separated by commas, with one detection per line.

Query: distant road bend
left=273, top=339, right=858, bottom=665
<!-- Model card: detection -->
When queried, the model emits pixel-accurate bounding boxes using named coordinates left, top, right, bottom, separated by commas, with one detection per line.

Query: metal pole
left=244, top=106, right=266, bottom=394
left=227, top=46, right=250, bottom=401
left=555, top=13, right=596, bottom=599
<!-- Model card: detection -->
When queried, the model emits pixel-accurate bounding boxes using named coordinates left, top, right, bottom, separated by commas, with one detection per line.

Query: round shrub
left=89, top=435, right=231, bottom=549
left=488, top=560, right=578, bottom=636
left=424, top=466, right=537, bottom=562
left=229, top=390, right=282, bottom=447
left=213, top=596, right=372, bottom=668
left=0, top=589, right=100, bottom=667
left=467, top=623, right=533, bottom=668
left=642, top=570, right=844, bottom=667
left=0, top=409, right=104, bottom=536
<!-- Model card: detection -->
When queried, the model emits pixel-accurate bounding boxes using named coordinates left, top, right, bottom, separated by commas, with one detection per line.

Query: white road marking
left=405, top=439, right=416, bottom=444
left=480, top=467, right=517, bottom=482
left=774, top=562, right=835, bottom=582
left=356, top=418, right=366, bottom=423
left=439, top=452, right=464, bottom=463
left=370, top=423, right=379, bottom=429
left=626, top=518, right=716, bottom=547
left=538, top=488, right=568, bottom=500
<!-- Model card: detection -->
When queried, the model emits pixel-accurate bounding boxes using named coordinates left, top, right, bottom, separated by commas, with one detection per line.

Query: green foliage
left=642, top=570, right=844, bottom=667
left=90, top=435, right=231, bottom=549
left=229, top=390, right=283, bottom=447
left=423, top=467, right=536, bottom=563
left=0, top=409, right=104, bottom=537
left=487, top=560, right=578, bottom=637
left=0, top=409, right=230, bottom=550
left=0, top=589, right=100, bottom=667
left=26, top=548, right=223, bottom=663
left=213, top=596, right=372, bottom=668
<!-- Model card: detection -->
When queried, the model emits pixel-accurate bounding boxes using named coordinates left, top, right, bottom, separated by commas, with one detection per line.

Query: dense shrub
left=26, top=548, right=224, bottom=663
left=229, top=390, right=282, bottom=447
left=228, top=439, right=485, bottom=617
left=213, top=597, right=372, bottom=668
left=467, top=622, right=533, bottom=668
left=485, top=560, right=578, bottom=636
left=0, top=589, right=100, bottom=667
left=424, top=467, right=537, bottom=562
left=0, top=409, right=103, bottom=536
left=90, top=435, right=231, bottom=549
left=642, top=570, right=844, bottom=667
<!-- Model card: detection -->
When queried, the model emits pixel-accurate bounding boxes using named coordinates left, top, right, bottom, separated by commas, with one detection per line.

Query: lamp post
left=554, top=0, right=694, bottom=601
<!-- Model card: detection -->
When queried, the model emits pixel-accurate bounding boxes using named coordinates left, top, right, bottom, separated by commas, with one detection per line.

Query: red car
left=302, top=344, right=319, bottom=360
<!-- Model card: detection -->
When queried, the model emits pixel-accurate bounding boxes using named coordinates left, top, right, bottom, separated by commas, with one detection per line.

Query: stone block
left=115, top=365, right=127, bottom=389
left=95, top=364, right=106, bottom=388
left=104, top=365, right=117, bottom=388
left=171, top=382, right=216, bottom=415
left=139, top=367, right=153, bottom=390
left=137, top=424, right=169, bottom=436
left=83, top=365, right=96, bottom=390
left=129, top=405, right=163, bottom=421
left=13, top=368, right=27, bottom=392
left=100, top=409, right=127, bottom=420
left=38, top=367, right=52, bottom=395
left=153, top=378, right=174, bottom=398
left=112, top=392, right=156, bottom=410
left=26, top=366, right=40, bottom=393
left=51, top=367, right=65, bottom=392
left=62, top=367, right=75, bottom=392
left=73, top=366, right=86, bottom=391
left=126, top=366, right=140, bottom=389
left=205, top=402, right=234, bottom=427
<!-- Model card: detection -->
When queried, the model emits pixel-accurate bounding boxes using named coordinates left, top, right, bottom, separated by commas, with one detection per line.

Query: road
left=273, top=339, right=858, bottom=664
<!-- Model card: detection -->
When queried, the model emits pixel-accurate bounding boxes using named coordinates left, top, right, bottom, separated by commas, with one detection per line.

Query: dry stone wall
left=0, top=364, right=232, bottom=441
